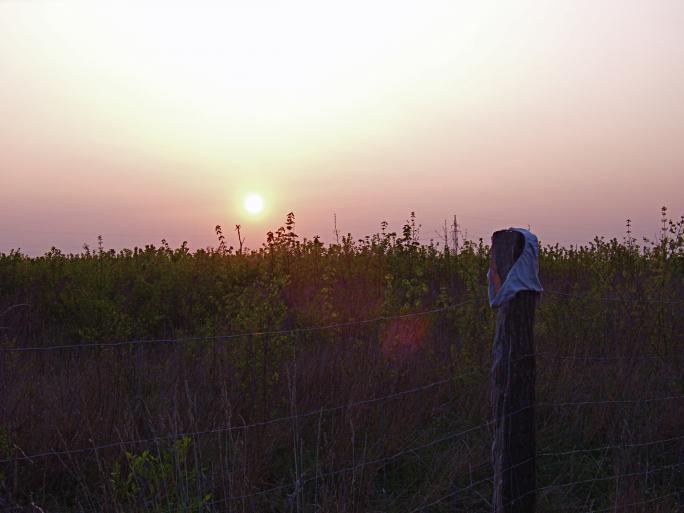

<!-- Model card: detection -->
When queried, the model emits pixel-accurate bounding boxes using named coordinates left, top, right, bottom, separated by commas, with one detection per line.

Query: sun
left=244, top=193, right=264, bottom=215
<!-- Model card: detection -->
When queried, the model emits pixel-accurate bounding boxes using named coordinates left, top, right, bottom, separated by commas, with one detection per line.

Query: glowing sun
left=244, top=194, right=264, bottom=215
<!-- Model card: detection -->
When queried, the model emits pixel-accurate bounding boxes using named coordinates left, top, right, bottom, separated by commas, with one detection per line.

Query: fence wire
left=1, top=290, right=682, bottom=512
left=6, top=351, right=678, bottom=467
left=0, top=369, right=475, bottom=465
left=0, top=299, right=482, bottom=353
left=1, top=288, right=681, bottom=353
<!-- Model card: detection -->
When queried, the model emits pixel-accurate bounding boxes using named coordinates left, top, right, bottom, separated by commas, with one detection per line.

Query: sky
left=1, top=0, right=683, bottom=254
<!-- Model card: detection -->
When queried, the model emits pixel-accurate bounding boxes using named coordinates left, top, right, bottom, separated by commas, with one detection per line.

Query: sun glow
left=244, top=194, right=264, bottom=215
left=3, top=2, right=507, bottom=164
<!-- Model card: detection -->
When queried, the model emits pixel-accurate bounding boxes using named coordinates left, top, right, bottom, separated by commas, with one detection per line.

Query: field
left=0, top=212, right=682, bottom=512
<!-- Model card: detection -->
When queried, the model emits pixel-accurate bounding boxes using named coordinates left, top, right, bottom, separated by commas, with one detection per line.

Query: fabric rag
left=487, top=228, right=543, bottom=307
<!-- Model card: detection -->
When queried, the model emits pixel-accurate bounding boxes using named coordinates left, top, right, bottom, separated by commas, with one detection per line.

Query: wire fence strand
left=182, top=404, right=539, bottom=511
left=540, top=433, right=684, bottom=457
left=549, top=488, right=684, bottom=512
left=1, top=367, right=484, bottom=465
left=543, top=289, right=684, bottom=304
left=0, top=299, right=482, bottom=353
left=0, top=351, right=540, bottom=465
left=1, top=287, right=682, bottom=511
left=1, top=289, right=680, bottom=354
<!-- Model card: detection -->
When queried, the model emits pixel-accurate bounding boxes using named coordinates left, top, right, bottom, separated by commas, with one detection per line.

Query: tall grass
left=0, top=211, right=682, bottom=512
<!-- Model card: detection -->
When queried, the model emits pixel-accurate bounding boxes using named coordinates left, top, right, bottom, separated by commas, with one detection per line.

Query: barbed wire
left=5, top=390, right=680, bottom=468
left=0, top=348, right=614, bottom=466
left=0, top=303, right=30, bottom=319
left=177, top=404, right=539, bottom=511
left=578, top=490, right=683, bottom=513
left=161, top=423, right=498, bottom=509
left=2, top=286, right=682, bottom=354
left=0, top=299, right=483, bottom=353
left=495, top=461, right=684, bottom=512
left=1, top=403, right=533, bottom=512
left=1, top=287, right=682, bottom=510
left=339, top=400, right=684, bottom=513
left=0, top=366, right=485, bottom=465
left=3, top=394, right=682, bottom=510
left=540, top=461, right=684, bottom=493
left=24, top=395, right=684, bottom=509
left=539, top=394, right=684, bottom=408
left=405, top=457, right=539, bottom=513
left=536, top=351, right=684, bottom=361
left=542, top=289, right=683, bottom=305
left=407, top=443, right=684, bottom=512
left=2, top=308, right=681, bottom=358
left=540, top=433, right=684, bottom=457
left=191, top=442, right=684, bottom=513
left=2, top=373, right=682, bottom=466
left=2, top=434, right=682, bottom=513
left=549, top=488, right=684, bottom=512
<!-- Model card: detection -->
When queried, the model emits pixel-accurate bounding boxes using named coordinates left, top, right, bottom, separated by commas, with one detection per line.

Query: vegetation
left=0, top=209, right=682, bottom=512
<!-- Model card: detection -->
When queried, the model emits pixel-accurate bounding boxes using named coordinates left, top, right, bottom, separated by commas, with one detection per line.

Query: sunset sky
left=1, top=1, right=683, bottom=254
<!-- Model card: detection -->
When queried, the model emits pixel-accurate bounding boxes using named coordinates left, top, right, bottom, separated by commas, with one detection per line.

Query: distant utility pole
left=452, top=215, right=460, bottom=254
left=333, top=213, right=340, bottom=245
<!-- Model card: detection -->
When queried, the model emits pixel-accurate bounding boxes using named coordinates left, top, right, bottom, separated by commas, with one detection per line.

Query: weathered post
left=488, top=228, right=542, bottom=513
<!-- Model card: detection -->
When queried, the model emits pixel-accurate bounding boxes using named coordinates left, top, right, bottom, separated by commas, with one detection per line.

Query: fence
left=0, top=290, right=683, bottom=513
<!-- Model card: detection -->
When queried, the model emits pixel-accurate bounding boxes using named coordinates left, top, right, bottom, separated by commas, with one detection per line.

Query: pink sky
left=1, top=1, right=683, bottom=254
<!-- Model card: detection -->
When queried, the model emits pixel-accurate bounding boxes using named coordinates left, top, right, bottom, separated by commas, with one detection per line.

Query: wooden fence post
left=490, top=229, right=538, bottom=513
